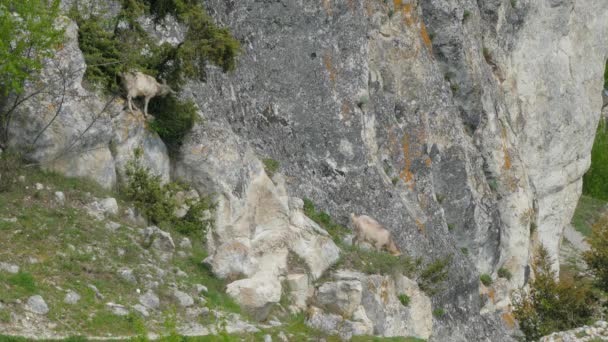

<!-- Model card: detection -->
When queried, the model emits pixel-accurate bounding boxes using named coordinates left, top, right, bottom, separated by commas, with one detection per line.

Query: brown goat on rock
left=121, top=71, right=174, bottom=118
left=350, top=213, right=401, bottom=256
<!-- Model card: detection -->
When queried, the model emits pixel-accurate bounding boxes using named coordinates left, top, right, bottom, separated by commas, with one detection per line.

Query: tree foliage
left=512, top=246, right=597, bottom=341
left=0, top=0, right=63, bottom=95
left=583, top=120, right=608, bottom=200
left=0, top=0, right=64, bottom=144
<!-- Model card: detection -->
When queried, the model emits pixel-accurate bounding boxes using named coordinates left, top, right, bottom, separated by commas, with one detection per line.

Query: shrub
left=480, top=274, right=493, bottom=286
left=583, top=217, right=608, bottom=292
left=463, top=10, right=471, bottom=20
left=417, top=255, right=451, bottom=295
left=0, top=0, right=64, bottom=144
left=123, top=152, right=213, bottom=239
left=512, top=246, right=597, bottom=341
left=433, top=308, right=445, bottom=317
left=398, top=294, right=411, bottom=306
left=497, top=267, right=512, bottom=280
left=262, top=158, right=280, bottom=177
left=460, top=247, right=468, bottom=255
left=302, top=198, right=350, bottom=242
left=0, top=150, right=22, bottom=192
left=148, top=96, right=199, bottom=151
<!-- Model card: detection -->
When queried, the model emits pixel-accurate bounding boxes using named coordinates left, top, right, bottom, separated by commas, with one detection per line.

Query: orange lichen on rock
left=323, top=53, right=337, bottom=88
left=502, top=311, right=516, bottom=329
left=425, top=156, right=432, bottom=167
left=340, top=102, right=351, bottom=121
left=503, top=148, right=512, bottom=170
left=402, top=3, right=414, bottom=26
left=487, top=289, right=496, bottom=304
left=381, top=278, right=390, bottom=304
left=399, top=135, right=415, bottom=189
left=322, top=0, right=332, bottom=15
left=415, top=219, right=425, bottom=233
left=419, top=22, right=433, bottom=52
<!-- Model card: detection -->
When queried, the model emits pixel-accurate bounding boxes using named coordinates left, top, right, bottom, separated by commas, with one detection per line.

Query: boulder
left=306, top=306, right=373, bottom=340
left=173, top=290, right=194, bottom=307
left=141, top=226, right=175, bottom=261
left=314, top=280, right=363, bottom=318
left=26, top=295, right=49, bottom=315
left=64, top=290, right=81, bottom=305
left=0, top=262, right=19, bottom=274
left=284, top=273, right=311, bottom=313
left=226, top=274, right=282, bottom=321
left=139, top=289, right=160, bottom=310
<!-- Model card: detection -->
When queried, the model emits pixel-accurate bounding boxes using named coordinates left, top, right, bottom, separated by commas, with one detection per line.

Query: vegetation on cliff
left=69, top=0, right=240, bottom=150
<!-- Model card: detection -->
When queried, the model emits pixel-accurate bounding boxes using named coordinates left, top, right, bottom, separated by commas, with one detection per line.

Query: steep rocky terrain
left=3, top=0, right=608, bottom=341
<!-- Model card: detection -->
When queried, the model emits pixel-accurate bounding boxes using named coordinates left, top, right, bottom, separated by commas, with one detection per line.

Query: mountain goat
left=120, top=71, right=174, bottom=118
left=350, top=213, right=401, bottom=256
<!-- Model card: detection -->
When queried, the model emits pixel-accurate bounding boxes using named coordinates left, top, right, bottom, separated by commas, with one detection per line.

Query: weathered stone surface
left=64, top=291, right=80, bottom=305
left=540, top=321, right=608, bottom=342
left=139, top=290, right=160, bottom=310
left=25, top=295, right=49, bottom=315
left=141, top=226, right=175, bottom=261
left=106, top=302, right=129, bottom=316
left=314, top=280, right=362, bottom=318
left=225, top=274, right=282, bottom=321
left=285, top=273, right=310, bottom=314
left=0, top=262, right=19, bottom=274
left=306, top=306, right=373, bottom=340
left=173, top=290, right=194, bottom=307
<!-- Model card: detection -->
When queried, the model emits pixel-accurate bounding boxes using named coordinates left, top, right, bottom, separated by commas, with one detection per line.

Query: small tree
left=512, top=246, right=597, bottom=341
left=584, top=217, right=608, bottom=292
left=0, top=0, right=64, bottom=144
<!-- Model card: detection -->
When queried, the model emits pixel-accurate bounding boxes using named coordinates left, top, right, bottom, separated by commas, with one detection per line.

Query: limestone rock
left=306, top=306, right=373, bottom=340
left=64, top=291, right=81, bottom=305
left=139, top=290, right=160, bottom=310
left=285, top=273, right=310, bottom=313
left=132, top=304, right=149, bottom=317
left=118, top=268, right=137, bottom=284
left=0, top=262, right=19, bottom=274
left=173, top=290, right=194, bottom=307
left=106, top=302, right=129, bottom=316
left=54, top=191, right=65, bottom=205
left=26, top=295, right=49, bottom=315
left=226, top=274, right=282, bottom=321
left=141, top=226, right=175, bottom=261
left=314, top=280, right=362, bottom=318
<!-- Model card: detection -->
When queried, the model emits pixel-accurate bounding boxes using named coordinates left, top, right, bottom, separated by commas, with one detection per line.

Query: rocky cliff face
left=6, top=0, right=608, bottom=341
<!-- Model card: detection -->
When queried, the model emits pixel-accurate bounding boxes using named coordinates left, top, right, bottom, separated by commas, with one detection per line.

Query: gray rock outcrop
left=6, top=0, right=608, bottom=340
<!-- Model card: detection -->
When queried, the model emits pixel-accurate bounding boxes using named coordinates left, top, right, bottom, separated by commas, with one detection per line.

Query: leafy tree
left=512, top=246, right=597, bottom=341
left=584, top=217, right=608, bottom=292
left=0, top=0, right=64, bottom=143
left=583, top=120, right=608, bottom=200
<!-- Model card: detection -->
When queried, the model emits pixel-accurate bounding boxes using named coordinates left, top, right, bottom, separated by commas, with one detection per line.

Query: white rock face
left=7, top=19, right=171, bottom=189
left=225, top=274, right=282, bottom=321
left=500, top=0, right=608, bottom=271
left=0, top=262, right=19, bottom=274
left=139, top=290, right=160, bottom=310
left=285, top=273, right=310, bottom=313
left=314, top=280, right=363, bottom=317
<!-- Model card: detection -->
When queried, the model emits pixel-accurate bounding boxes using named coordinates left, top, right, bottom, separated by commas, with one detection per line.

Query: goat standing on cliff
left=120, top=71, right=174, bottom=118
left=350, top=213, right=402, bottom=256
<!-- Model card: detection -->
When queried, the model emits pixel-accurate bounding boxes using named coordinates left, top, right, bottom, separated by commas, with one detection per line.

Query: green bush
left=583, top=121, right=608, bottom=200
left=497, top=267, right=512, bottom=280
left=0, top=150, right=22, bottom=192
left=148, top=96, right=199, bottom=151
left=480, top=274, right=493, bottom=286
left=512, top=246, right=597, bottom=341
left=398, top=294, right=411, bottom=306
left=584, top=217, right=608, bottom=292
left=262, top=158, right=280, bottom=177
left=433, top=308, right=445, bottom=317
left=123, top=152, right=213, bottom=239
left=302, top=198, right=350, bottom=242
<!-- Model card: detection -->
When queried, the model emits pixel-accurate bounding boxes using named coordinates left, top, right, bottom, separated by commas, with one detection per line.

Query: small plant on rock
left=480, top=274, right=493, bottom=286
left=498, top=267, right=512, bottom=280
left=398, top=294, right=411, bottom=306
